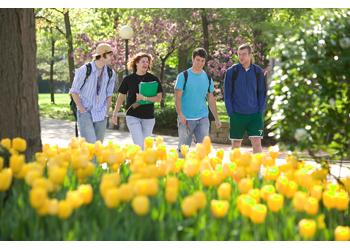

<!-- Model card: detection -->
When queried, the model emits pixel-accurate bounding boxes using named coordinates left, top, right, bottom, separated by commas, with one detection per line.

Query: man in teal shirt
left=175, top=48, right=221, bottom=154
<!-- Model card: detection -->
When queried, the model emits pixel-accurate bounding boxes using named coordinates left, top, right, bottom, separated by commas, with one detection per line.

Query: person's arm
left=136, top=93, right=162, bottom=103
left=224, top=67, right=234, bottom=116
left=71, top=93, right=86, bottom=113
left=112, top=93, right=126, bottom=124
left=208, top=79, right=221, bottom=128
left=175, top=89, right=186, bottom=126
left=257, top=68, right=267, bottom=113
left=69, top=66, right=87, bottom=113
left=106, top=71, right=117, bottom=117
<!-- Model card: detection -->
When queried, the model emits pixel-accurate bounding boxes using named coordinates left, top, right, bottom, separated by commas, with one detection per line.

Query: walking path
left=40, top=117, right=349, bottom=178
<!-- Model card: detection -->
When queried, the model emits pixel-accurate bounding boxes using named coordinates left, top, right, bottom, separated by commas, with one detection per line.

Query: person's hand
left=112, top=112, right=118, bottom=125
left=215, top=119, right=222, bottom=129
left=78, top=106, right=86, bottom=113
left=179, top=114, right=187, bottom=126
left=136, top=93, right=146, bottom=101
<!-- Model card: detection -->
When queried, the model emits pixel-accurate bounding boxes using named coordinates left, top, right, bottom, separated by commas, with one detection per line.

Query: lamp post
left=119, top=25, right=134, bottom=76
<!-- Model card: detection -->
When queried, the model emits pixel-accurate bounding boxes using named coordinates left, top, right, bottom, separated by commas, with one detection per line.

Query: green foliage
left=269, top=9, right=350, bottom=160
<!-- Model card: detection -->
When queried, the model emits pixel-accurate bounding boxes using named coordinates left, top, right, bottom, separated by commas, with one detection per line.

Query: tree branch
left=35, top=16, right=65, bottom=36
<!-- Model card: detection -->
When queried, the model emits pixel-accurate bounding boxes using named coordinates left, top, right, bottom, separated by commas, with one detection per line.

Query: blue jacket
left=224, top=63, right=266, bottom=116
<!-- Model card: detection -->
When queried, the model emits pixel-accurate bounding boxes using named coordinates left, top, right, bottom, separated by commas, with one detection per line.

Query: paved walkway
left=40, top=118, right=349, bottom=178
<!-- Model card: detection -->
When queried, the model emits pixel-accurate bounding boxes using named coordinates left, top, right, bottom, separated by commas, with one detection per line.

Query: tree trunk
left=49, top=27, right=56, bottom=104
left=63, top=9, right=75, bottom=86
left=177, top=45, right=190, bottom=73
left=0, top=9, right=42, bottom=160
left=160, top=59, right=166, bottom=108
left=201, top=9, right=210, bottom=55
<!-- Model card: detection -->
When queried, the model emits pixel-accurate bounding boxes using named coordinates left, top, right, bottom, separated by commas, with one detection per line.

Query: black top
left=118, top=72, right=163, bottom=119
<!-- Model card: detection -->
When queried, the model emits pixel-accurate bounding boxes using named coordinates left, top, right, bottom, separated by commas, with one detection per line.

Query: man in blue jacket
left=224, top=44, right=267, bottom=153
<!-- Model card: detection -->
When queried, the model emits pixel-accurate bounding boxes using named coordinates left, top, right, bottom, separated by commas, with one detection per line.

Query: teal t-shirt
left=175, top=68, right=214, bottom=120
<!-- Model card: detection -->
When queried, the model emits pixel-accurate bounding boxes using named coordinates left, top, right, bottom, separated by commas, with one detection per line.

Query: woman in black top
left=112, top=52, right=163, bottom=149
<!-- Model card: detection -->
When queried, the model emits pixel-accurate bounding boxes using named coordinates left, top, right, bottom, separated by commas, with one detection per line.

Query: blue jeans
left=177, top=117, right=209, bottom=150
left=126, top=115, right=155, bottom=149
left=77, top=111, right=107, bottom=144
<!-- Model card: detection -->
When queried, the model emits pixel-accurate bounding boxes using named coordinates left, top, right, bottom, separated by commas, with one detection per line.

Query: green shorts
left=229, top=112, right=264, bottom=140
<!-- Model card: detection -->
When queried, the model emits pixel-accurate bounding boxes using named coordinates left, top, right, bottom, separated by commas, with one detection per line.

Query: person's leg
left=141, top=118, right=156, bottom=143
left=94, top=117, right=108, bottom=143
left=193, top=117, right=210, bottom=144
left=232, top=139, right=243, bottom=149
left=126, top=116, right=144, bottom=149
left=177, top=117, right=195, bottom=155
left=229, top=112, right=246, bottom=149
left=77, top=111, right=97, bottom=143
left=247, top=112, right=264, bottom=153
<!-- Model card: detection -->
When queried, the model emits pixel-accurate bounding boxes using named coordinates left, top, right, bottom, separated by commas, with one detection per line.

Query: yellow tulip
left=0, top=168, right=13, bottom=191
left=47, top=199, right=59, bottom=216
left=1, top=138, right=11, bottom=150
left=77, top=184, right=93, bottom=205
left=132, top=195, right=150, bottom=216
left=202, top=136, right=212, bottom=155
left=322, top=190, right=337, bottom=209
left=9, top=154, right=25, bottom=175
left=316, top=214, right=326, bottom=229
left=260, top=184, right=276, bottom=201
left=66, top=190, right=84, bottom=209
left=238, top=178, right=253, bottom=194
left=134, top=178, right=158, bottom=196
left=334, top=226, right=350, bottom=241
left=118, top=183, right=134, bottom=202
left=104, top=188, right=121, bottom=208
left=249, top=204, right=267, bottom=224
left=211, top=200, right=229, bottom=218
left=166, top=176, right=179, bottom=190
left=310, top=185, right=323, bottom=201
left=48, top=166, right=67, bottom=185
left=217, top=182, right=232, bottom=200
left=267, top=193, right=284, bottom=212
left=298, top=219, right=317, bottom=240
left=229, top=148, right=241, bottom=162
left=29, top=187, right=48, bottom=209
left=58, top=200, right=73, bottom=219
left=183, top=158, right=200, bottom=177
left=238, top=194, right=256, bottom=217
left=285, top=180, right=298, bottom=198
left=193, top=191, right=207, bottom=209
left=0, top=157, right=3, bottom=171
left=304, top=197, right=319, bottom=215
left=32, top=177, right=54, bottom=192
left=276, top=176, right=289, bottom=195
left=292, top=191, right=307, bottom=212
left=216, top=149, right=225, bottom=161
left=165, top=187, right=178, bottom=204
left=248, top=189, right=261, bottom=203
left=264, top=166, right=280, bottom=181
left=201, top=169, right=213, bottom=187
left=144, top=137, right=154, bottom=150
left=180, top=145, right=189, bottom=158
left=12, top=137, right=27, bottom=152
left=181, top=196, right=197, bottom=217
left=335, top=191, right=349, bottom=211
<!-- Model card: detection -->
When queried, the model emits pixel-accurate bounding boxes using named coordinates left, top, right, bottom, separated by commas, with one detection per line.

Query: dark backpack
left=70, top=63, right=113, bottom=137
left=182, top=70, right=215, bottom=121
left=230, top=63, right=267, bottom=99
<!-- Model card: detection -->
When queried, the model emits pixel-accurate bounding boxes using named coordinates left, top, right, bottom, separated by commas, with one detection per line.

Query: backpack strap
left=182, top=70, right=188, bottom=91
left=205, top=71, right=211, bottom=93
left=80, top=63, right=92, bottom=91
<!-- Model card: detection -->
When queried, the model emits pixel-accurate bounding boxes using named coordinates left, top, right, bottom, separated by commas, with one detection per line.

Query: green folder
left=137, top=81, right=159, bottom=105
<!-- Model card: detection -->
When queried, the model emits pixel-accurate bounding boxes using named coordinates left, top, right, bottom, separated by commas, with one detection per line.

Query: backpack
left=182, top=69, right=215, bottom=121
left=70, top=63, right=113, bottom=137
left=229, top=63, right=267, bottom=99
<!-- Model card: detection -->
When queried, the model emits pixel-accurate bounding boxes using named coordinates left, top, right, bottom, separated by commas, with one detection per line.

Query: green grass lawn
left=38, top=93, right=229, bottom=122
left=38, top=93, right=74, bottom=121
